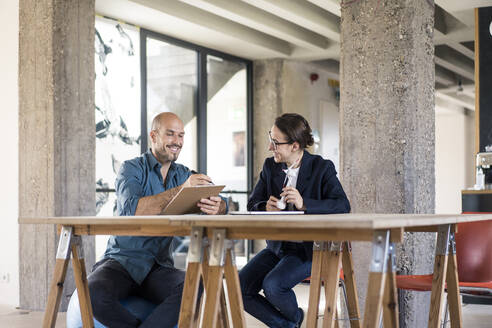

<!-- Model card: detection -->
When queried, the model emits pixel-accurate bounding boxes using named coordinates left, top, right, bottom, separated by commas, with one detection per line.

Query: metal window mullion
left=246, top=62, right=253, bottom=193
left=140, top=29, right=148, bottom=155
left=197, top=51, right=207, bottom=174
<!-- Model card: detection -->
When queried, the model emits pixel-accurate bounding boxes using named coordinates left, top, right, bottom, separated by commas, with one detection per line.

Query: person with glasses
left=240, top=113, right=350, bottom=328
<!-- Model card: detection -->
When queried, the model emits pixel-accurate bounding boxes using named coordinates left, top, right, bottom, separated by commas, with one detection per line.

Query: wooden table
left=19, top=213, right=492, bottom=328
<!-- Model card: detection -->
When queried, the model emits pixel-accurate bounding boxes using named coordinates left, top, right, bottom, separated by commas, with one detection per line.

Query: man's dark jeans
left=239, top=248, right=311, bottom=328
left=88, top=258, right=184, bottom=328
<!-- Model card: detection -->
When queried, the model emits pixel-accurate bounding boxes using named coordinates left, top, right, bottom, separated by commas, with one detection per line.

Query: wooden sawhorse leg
left=43, top=226, right=94, bottom=328
left=179, top=227, right=205, bottom=328
left=382, top=244, right=398, bottom=328
left=224, top=246, right=246, bottom=327
left=202, top=229, right=227, bottom=328
left=306, top=242, right=346, bottom=328
left=428, top=224, right=462, bottom=328
left=71, top=236, right=94, bottom=328
left=446, top=231, right=462, bottom=328
left=342, top=242, right=361, bottom=328
left=363, top=230, right=398, bottom=328
left=180, top=228, right=245, bottom=328
left=306, top=241, right=325, bottom=327
left=322, top=242, right=343, bottom=328
left=42, top=226, right=73, bottom=328
left=307, top=242, right=361, bottom=328
left=197, top=245, right=229, bottom=328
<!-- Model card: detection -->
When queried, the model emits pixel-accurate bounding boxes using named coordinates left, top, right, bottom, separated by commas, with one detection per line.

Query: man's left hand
left=280, top=186, right=305, bottom=210
left=197, top=196, right=225, bottom=215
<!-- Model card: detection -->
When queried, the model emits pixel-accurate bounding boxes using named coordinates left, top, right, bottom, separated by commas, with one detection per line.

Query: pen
left=277, top=174, right=289, bottom=210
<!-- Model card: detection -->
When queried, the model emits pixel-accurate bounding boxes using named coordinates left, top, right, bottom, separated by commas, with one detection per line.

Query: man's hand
left=266, top=196, right=281, bottom=211
left=183, top=173, right=213, bottom=187
left=197, top=196, right=225, bottom=215
left=280, top=186, right=305, bottom=210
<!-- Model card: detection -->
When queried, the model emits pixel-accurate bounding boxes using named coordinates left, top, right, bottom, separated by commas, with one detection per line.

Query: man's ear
left=149, top=130, right=156, bottom=143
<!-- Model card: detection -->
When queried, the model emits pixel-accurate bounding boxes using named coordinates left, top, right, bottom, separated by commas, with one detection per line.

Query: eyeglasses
left=268, top=131, right=292, bottom=150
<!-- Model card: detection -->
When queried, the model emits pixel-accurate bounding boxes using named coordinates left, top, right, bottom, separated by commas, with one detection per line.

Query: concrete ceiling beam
left=434, top=27, right=475, bottom=45
left=434, top=28, right=474, bottom=60
left=446, top=42, right=475, bottom=60
left=130, top=0, right=292, bottom=56
left=434, top=5, right=448, bottom=35
left=243, top=0, right=340, bottom=42
left=460, top=88, right=476, bottom=100
left=307, top=0, right=341, bottom=17
left=437, top=84, right=475, bottom=100
left=290, top=42, right=340, bottom=61
left=435, top=0, right=490, bottom=26
left=179, top=0, right=330, bottom=50
left=435, top=90, right=475, bottom=111
left=435, top=46, right=475, bottom=81
left=434, top=4, right=468, bottom=35
left=435, top=65, right=457, bottom=86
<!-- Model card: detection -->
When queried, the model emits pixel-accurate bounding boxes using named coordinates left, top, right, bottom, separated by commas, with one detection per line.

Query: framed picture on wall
left=233, top=131, right=245, bottom=167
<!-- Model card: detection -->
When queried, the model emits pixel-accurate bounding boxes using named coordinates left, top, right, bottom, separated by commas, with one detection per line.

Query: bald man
left=88, top=112, right=226, bottom=328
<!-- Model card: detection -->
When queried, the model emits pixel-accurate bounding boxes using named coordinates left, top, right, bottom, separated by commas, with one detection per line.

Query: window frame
left=140, top=28, right=254, bottom=195
left=95, top=22, right=254, bottom=197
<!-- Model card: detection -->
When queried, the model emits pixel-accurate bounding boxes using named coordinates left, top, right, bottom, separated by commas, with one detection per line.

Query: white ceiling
left=95, top=0, right=492, bottom=110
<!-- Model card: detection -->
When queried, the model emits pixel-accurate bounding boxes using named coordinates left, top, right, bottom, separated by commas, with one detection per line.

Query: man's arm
left=134, top=185, right=182, bottom=215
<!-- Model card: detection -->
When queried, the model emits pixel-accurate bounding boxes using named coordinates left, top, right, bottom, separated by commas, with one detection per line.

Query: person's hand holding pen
left=185, top=170, right=225, bottom=214
left=266, top=196, right=281, bottom=211
left=183, top=170, right=214, bottom=187
left=280, top=186, right=304, bottom=210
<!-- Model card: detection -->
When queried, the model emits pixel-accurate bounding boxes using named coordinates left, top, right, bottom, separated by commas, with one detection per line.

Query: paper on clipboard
left=162, top=185, right=225, bottom=215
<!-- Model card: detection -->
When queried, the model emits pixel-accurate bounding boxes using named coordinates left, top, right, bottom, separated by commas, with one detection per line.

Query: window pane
left=207, top=56, right=247, bottom=191
left=146, top=37, right=198, bottom=170
left=95, top=17, right=141, bottom=189
left=221, top=192, right=248, bottom=212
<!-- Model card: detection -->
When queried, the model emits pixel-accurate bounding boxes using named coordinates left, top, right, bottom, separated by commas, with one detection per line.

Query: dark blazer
left=247, top=150, right=351, bottom=261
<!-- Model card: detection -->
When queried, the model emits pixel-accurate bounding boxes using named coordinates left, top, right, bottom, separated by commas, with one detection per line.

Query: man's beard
left=154, top=145, right=180, bottom=163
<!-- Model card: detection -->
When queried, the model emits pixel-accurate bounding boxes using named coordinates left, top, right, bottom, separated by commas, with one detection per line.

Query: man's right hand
left=266, top=196, right=281, bottom=211
left=183, top=173, right=213, bottom=187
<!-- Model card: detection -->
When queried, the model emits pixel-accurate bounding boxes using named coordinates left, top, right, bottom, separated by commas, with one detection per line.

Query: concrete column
left=251, top=59, right=284, bottom=252
left=340, top=1, right=435, bottom=327
left=253, top=59, right=285, bottom=180
left=19, top=0, right=95, bottom=310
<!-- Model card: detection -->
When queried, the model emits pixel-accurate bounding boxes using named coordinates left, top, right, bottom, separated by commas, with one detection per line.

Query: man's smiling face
left=150, top=113, right=185, bottom=164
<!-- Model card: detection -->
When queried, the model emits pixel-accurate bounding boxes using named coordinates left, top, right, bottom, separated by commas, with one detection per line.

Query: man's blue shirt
left=103, top=150, right=191, bottom=284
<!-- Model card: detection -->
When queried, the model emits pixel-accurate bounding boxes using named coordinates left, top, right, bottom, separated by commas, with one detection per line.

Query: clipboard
left=162, top=185, right=225, bottom=214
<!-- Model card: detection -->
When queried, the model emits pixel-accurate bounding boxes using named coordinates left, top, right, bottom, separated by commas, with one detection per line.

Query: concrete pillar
left=252, top=59, right=285, bottom=179
left=19, top=0, right=95, bottom=310
left=251, top=59, right=284, bottom=252
left=340, top=1, right=435, bottom=326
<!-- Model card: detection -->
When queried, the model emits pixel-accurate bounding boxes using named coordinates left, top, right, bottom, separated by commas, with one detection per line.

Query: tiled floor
left=1, top=285, right=491, bottom=327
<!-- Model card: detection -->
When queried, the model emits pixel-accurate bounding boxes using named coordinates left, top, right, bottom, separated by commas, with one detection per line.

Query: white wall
left=435, top=99, right=475, bottom=214
left=0, top=0, right=19, bottom=306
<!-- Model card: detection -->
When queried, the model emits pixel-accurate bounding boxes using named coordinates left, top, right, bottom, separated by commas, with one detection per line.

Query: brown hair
left=274, top=113, right=314, bottom=149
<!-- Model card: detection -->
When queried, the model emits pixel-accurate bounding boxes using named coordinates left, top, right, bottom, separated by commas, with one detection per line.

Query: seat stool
left=66, top=289, right=157, bottom=328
